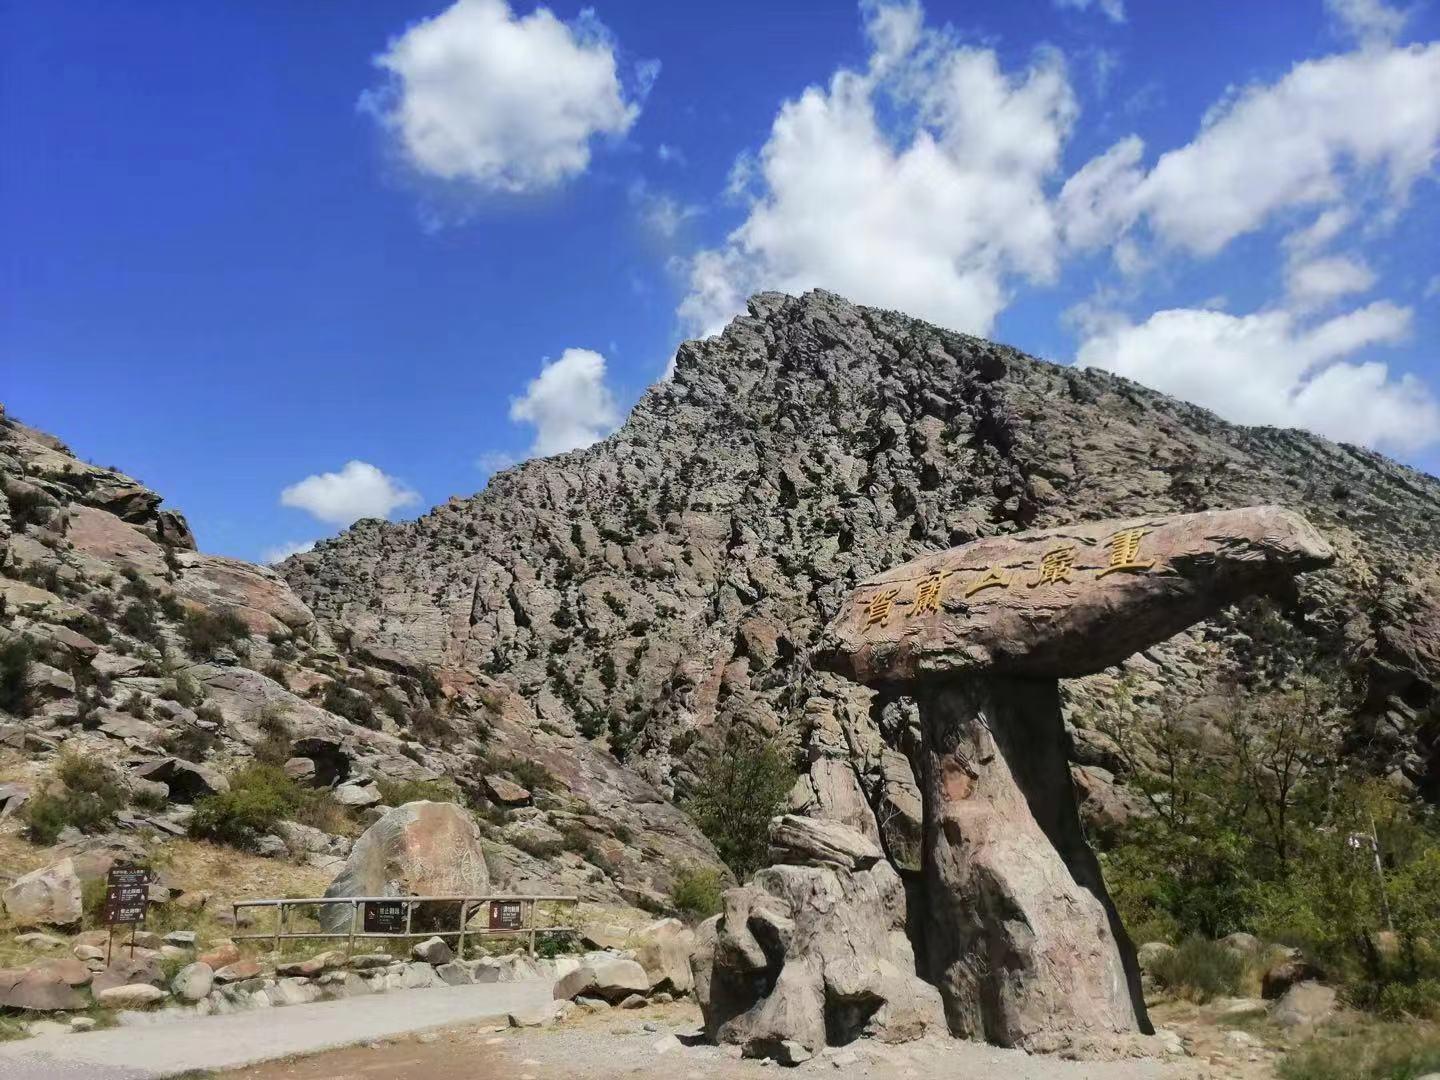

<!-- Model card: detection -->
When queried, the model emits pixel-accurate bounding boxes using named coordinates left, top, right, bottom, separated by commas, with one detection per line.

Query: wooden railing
left=230, top=894, right=579, bottom=958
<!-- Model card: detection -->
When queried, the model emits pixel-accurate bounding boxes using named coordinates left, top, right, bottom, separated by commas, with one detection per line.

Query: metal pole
left=275, top=902, right=285, bottom=955
left=404, top=897, right=413, bottom=954
left=457, top=901, right=467, bottom=960
left=348, top=900, right=358, bottom=956
left=528, top=900, right=537, bottom=958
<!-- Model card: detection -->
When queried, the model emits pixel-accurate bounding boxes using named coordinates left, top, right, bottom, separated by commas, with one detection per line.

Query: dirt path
left=218, top=1001, right=1232, bottom=1080
left=0, top=980, right=551, bottom=1080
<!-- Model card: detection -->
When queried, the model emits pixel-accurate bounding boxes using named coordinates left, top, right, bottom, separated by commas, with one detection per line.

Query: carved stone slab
left=822, top=506, right=1334, bottom=684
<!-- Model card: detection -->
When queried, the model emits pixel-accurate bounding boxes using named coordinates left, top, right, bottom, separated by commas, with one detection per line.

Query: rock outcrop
left=279, top=290, right=1439, bottom=855
left=692, top=815, right=945, bottom=1064
left=818, top=506, right=1332, bottom=1051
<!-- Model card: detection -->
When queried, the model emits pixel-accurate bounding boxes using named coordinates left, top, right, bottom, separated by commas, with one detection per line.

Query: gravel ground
left=221, top=1001, right=1219, bottom=1080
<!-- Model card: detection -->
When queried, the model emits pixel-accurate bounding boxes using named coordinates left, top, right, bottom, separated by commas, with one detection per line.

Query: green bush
left=120, top=601, right=162, bottom=644
left=682, top=732, right=796, bottom=880
left=180, top=607, right=250, bottom=658
left=1149, top=936, right=1245, bottom=1002
left=1278, top=1024, right=1440, bottom=1080
left=322, top=681, right=378, bottom=729
left=671, top=867, right=724, bottom=921
left=0, top=637, right=34, bottom=716
left=375, top=777, right=461, bottom=806
left=189, top=762, right=345, bottom=848
left=24, top=754, right=126, bottom=844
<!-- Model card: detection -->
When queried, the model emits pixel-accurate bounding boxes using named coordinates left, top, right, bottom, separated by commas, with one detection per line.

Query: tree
left=682, top=732, right=797, bottom=880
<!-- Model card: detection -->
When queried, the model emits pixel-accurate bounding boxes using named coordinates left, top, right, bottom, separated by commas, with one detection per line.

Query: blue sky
left=4, top=0, right=1438, bottom=563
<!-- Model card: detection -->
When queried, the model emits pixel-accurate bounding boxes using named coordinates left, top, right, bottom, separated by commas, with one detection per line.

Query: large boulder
left=2, top=858, right=82, bottom=928
left=319, top=801, right=489, bottom=932
left=132, top=757, right=228, bottom=803
left=692, top=816, right=945, bottom=1064
left=631, top=918, right=697, bottom=996
left=553, top=957, right=651, bottom=1004
left=0, top=966, right=88, bottom=1011
left=1272, top=981, right=1337, bottom=1027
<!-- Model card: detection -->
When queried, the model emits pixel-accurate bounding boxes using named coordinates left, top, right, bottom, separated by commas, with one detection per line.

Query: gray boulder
left=553, top=957, right=651, bottom=1004
left=693, top=815, right=944, bottom=1064
left=319, top=801, right=489, bottom=933
left=2, top=858, right=82, bottom=927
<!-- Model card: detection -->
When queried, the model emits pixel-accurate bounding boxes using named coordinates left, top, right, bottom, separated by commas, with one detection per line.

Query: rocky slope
left=282, top=289, right=1439, bottom=866
left=0, top=411, right=723, bottom=910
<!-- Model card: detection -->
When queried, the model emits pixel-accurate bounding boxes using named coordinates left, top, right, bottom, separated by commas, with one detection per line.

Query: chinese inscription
left=860, top=529, right=1160, bottom=628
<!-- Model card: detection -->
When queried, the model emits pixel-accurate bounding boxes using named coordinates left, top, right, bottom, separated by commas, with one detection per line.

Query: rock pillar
left=914, top=676, right=1146, bottom=1050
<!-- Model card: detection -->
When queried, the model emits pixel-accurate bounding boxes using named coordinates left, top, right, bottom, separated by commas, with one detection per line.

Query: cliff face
left=0, top=412, right=724, bottom=911
left=283, top=290, right=1440, bottom=858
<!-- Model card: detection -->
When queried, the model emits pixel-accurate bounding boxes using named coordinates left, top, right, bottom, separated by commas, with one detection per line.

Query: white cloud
left=677, top=1, right=1078, bottom=338
left=1286, top=253, right=1376, bottom=309
left=1077, top=300, right=1438, bottom=452
left=1325, top=0, right=1408, bottom=46
left=475, top=450, right=518, bottom=474
left=280, top=462, right=421, bottom=526
left=509, top=348, right=622, bottom=456
left=364, top=0, right=642, bottom=194
left=631, top=184, right=700, bottom=240
left=1060, top=43, right=1440, bottom=258
left=1054, top=0, right=1125, bottom=24
left=656, top=143, right=686, bottom=166
left=262, top=540, right=316, bottom=566
left=1426, top=274, right=1440, bottom=300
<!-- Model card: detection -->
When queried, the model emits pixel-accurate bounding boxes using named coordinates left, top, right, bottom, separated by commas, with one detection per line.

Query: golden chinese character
left=908, top=570, right=952, bottom=617
left=963, top=566, right=1011, bottom=598
left=862, top=588, right=900, bottom=629
left=1096, top=528, right=1157, bottom=578
left=1028, top=544, right=1077, bottom=588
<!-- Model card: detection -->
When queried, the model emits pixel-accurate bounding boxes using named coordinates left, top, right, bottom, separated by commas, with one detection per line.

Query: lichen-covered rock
left=0, top=966, right=89, bottom=1011
left=553, top=957, right=650, bottom=1003
left=320, top=801, right=488, bottom=932
left=693, top=816, right=944, bottom=1064
left=2, top=858, right=82, bottom=928
left=630, top=918, right=696, bottom=996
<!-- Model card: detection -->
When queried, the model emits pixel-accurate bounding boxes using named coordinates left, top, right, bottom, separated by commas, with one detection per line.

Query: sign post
left=102, top=865, right=152, bottom=963
left=362, top=899, right=407, bottom=936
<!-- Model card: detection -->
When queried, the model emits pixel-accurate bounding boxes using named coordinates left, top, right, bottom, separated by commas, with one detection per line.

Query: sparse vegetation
left=671, top=866, right=724, bottom=920
left=189, top=762, right=347, bottom=849
left=0, top=637, right=34, bottom=716
left=682, top=732, right=797, bottom=880
left=375, top=776, right=462, bottom=806
left=1149, top=936, right=1245, bottom=1002
left=1278, top=1023, right=1440, bottom=1080
left=179, top=607, right=250, bottom=658
left=24, top=753, right=127, bottom=843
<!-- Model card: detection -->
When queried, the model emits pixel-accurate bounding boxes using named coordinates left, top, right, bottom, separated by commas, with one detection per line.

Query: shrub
left=1149, top=937, right=1245, bottom=1003
left=24, top=755, right=126, bottom=844
left=375, top=777, right=461, bottom=806
left=0, top=637, right=34, bottom=716
left=671, top=867, right=724, bottom=921
left=166, top=673, right=204, bottom=708
left=120, top=601, right=162, bottom=643
left=682, top=732, right=797, bottom=880
left=7, top=487, right=53, bottom=529
left=180, top=607, right=250, bottom=658
left=189, top=762, right=345, bottom=848
left=1277, top=1023, right=1440, bottom=1080
left=322, top=682, right=378, bottom=729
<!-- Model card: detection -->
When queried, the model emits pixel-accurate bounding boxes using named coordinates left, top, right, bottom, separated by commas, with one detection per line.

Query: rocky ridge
left=281, top=289, right=1439, bottom=867
left=0, top=410, right=723, bottom=912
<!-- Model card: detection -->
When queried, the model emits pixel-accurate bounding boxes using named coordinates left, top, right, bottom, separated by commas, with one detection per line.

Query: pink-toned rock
left=213, top=959, right=264, bottom=983
left=64, top=504, right=168, bottom=578
left=198, top=941, right=240, bottom=968
left=319, top=801, right=489, bottom=933
left=175, top=552, right=314, bottom=635
left=2, top=858, right=82, bottom=927
left=0, top=966, right=89, bottom=1011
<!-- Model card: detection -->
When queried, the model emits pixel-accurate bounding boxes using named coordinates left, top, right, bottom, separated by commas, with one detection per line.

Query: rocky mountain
left=4, top=289, right=1437, bottom=917
left=0, top=411, right=723, bottom=911
left=283, top=289, right=1439, bottom=865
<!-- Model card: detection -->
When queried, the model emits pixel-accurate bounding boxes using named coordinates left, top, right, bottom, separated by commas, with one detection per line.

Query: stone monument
left=693, top=505, right=1334, bottom=1059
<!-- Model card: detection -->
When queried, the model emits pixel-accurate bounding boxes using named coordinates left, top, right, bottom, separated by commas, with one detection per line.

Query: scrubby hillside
left=283, top=289, right=1439, bottom=866
left=0, top=412, right=723, bottom=912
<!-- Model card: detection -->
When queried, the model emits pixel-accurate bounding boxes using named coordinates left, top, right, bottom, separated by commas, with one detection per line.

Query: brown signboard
left=102, top=865, right=151, bottom=926
left=363, top=900, right=406, bottom=934
left=489, top=900, right=524, bottom=931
